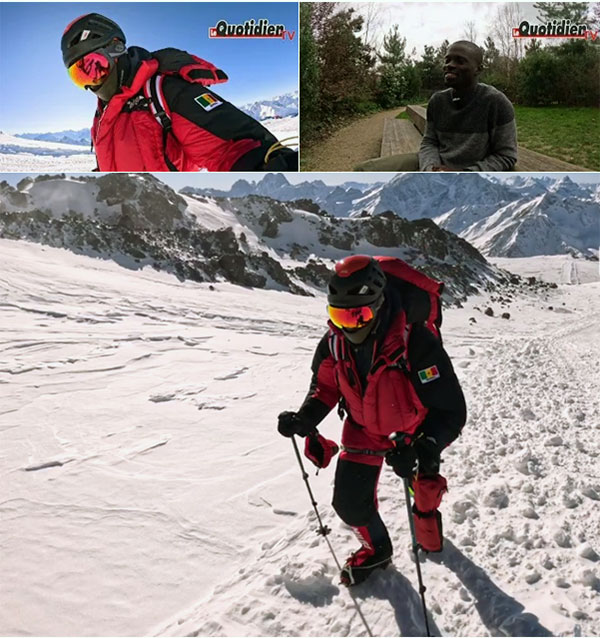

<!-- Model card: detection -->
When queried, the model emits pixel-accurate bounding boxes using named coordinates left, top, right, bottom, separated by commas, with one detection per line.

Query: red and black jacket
left=298, top=291, right=466, bottom=449
left=91, top=47, right=294, bottom=172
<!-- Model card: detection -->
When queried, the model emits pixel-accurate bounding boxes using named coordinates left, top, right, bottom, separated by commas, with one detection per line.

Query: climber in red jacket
left=278, top=255, right=466, bottom=586
left=61, top=13, right=298, bottom=172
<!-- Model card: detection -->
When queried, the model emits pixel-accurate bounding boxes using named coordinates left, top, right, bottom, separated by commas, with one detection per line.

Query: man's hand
left=277, top=411, right=316, bottom=438
left=385, top=444, right=418, bottom=478
left=304, top=432, right=339, bottom=468
left=386, top=433, right=442, bottom=477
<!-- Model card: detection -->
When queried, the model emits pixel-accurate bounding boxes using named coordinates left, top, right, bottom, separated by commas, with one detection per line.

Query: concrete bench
left=389, top=103, right=589, bottom=171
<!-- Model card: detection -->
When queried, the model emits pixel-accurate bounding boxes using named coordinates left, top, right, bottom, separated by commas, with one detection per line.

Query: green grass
left=395, top=103, right=428, bottom=119
left=514, top=106, right=600, bottom=170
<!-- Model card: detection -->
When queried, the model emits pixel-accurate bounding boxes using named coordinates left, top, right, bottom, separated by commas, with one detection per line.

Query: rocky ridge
left=0, top=174, right=553, bottom=303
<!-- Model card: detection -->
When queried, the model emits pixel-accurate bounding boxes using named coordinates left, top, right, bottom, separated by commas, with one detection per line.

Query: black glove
left=385, top=443, right=418, bottom=478
left=386, top=433, right=442, bottom=478
left=277, top=411, right=316, bottom=438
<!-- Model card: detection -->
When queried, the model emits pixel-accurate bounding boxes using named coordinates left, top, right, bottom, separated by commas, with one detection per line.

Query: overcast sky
left=350, top=2, right=542, bottom=57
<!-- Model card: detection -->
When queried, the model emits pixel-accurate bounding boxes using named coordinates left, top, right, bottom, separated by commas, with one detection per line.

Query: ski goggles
left=67, top=49, right=114, bottom=90
left=327, top=304, right=375, bottom=330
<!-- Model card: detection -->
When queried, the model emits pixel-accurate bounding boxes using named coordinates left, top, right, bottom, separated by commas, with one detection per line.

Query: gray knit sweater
left=419, top=83, right=518, bottom=172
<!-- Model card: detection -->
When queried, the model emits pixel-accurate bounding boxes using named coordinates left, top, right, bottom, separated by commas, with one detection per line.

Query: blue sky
left=0, top=2, right=298, bottom=134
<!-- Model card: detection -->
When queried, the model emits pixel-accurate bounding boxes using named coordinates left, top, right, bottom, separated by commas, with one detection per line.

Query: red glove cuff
left=304, top=434, right=339, bottom=468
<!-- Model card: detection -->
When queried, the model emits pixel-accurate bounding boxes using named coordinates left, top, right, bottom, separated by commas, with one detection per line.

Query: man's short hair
left=449, top=40, right=483, bottom=66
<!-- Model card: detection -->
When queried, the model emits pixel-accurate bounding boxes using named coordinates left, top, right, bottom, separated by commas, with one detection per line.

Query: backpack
left=142, top=48, right=228, bottom=171
left=376, top=256, right=443, bottom=339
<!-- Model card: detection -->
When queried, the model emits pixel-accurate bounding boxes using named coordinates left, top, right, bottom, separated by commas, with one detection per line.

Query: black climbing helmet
left=61, top=13, right=126, bottom=68
left=327, top=255, right=387, bottom=309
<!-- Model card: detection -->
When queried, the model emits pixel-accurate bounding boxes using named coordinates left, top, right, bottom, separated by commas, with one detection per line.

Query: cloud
left=350, top=2, right=540, bottom=55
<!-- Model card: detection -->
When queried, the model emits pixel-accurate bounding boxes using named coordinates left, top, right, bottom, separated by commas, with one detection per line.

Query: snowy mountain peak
left=549, top=175, right=582, bottom=198
left=240, top=91, right=298, bottom=121
left=259, top=173, right=290, bottom=189
left=0, top=173, right=512, bottom=303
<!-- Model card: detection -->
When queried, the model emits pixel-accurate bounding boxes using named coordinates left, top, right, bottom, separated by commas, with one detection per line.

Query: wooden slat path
left=397, top=103, right=589, bottom=170
left=381, top=119, right=422, bottom=157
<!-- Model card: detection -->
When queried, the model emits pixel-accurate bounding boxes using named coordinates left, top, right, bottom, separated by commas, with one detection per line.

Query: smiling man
left=419, top=40, right=518, bottom=171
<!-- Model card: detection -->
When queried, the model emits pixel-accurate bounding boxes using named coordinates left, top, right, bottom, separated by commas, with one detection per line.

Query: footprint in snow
left=196, top=401, right=226, bottom=410
left=282, top=575, right=339, bottom=606
left=148, top=386, right=207, bottom=403
left=214, top=367, right=248, bottom=380
left=246, top=349, right=278, bottom=357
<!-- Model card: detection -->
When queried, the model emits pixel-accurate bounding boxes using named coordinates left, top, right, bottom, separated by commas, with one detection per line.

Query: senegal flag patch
left=194, top=93, right=222, bottom=111
left=418, top=365, right=440, bottom=384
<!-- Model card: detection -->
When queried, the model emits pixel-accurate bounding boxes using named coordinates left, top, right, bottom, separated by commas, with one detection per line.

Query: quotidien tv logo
left=209, top=19, right=296, bottom=41
left=513, top=19, right=598, bottom=41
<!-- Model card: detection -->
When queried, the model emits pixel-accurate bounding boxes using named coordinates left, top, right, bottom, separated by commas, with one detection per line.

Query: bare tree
left=488, top=2, right=525, bottom=61
left=463, top=20, right=478, bottom=43
left=354, top=2, right=389, bottom=50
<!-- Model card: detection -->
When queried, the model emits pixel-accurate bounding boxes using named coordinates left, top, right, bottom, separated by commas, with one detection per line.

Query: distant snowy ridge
left=182, top=173, right=599, bottom=259
left=0, top=172, right=536, bottom=304
left=181, top=173, right=382, bottom=217
left=15, top=128, right=91, bottom=147
left=239, top=91, right=298, bottom=121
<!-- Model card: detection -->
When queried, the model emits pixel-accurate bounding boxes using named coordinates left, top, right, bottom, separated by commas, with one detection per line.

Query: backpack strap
left=370, top=323, right=412, bottom=376
left=143, top=74, right=178, bottom=172
left=327, top=329, right=351, bottom=421
left=151, top=48, right=228, bottom=85
left=327, top=329, right=346, bottom=363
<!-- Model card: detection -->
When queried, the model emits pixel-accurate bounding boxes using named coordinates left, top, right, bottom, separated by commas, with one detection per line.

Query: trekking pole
left=403, top=477, right=432, bottom=637
left=291, top=436, right=374, bottom=637
left=290, top=435, right=331, bottom=537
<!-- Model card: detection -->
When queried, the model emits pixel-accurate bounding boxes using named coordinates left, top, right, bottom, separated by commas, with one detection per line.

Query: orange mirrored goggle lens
left=68, top=51, right=112, bottom=89
left=327, top=305, right=374, bottom=329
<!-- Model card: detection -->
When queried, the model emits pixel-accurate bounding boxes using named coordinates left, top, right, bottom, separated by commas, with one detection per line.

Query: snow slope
left=1, top=239, right=599, bottom=637
left=0, top=132, right=95, bottom=172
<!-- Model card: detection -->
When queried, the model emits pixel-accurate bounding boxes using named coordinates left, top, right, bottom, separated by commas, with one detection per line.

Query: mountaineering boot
left=340, top=547, right=392, bottom=586
left=340, top=512, right=393, bottom=586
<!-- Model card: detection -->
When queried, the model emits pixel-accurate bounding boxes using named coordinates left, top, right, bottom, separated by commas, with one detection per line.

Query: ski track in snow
left=0, top=239, right=599, bottom=637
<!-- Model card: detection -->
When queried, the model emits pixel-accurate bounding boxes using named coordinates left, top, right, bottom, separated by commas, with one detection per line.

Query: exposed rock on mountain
left=0, top=174, right=522, bottom=303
